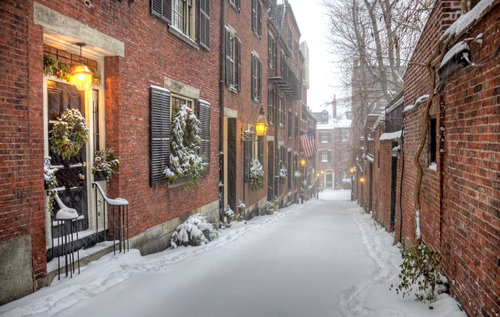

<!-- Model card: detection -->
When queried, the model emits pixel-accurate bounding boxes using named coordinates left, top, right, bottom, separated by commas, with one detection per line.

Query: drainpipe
left=218, top=0, right=226, bottom=223
left=398, top=116, right=406, bottom=243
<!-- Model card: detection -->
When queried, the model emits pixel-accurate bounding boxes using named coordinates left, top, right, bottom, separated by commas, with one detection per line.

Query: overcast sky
left=287, top=0, right=344, bottom=111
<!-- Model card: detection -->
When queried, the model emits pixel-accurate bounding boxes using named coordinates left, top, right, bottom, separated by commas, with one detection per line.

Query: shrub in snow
left=170, top=214, right=218, bottom=248
left=390, top=242, right=445, bottom=307
left=164, top=105, right=207, bottom=187
left=224, top=206, right=235, bottom=223
left=249, top=159, right=265, bottom=191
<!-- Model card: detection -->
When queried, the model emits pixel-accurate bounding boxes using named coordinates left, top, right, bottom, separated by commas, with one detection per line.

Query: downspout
left=398, top=123, right=405, bottom=243
left=218, top=0, right=226, bottom=223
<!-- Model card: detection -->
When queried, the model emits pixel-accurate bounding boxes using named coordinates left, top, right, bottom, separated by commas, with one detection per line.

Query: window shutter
left=198, top=99, right=211, bottom=171
left=251, top=54, right=255, bottom=100
left=150, top=86, right=171, bottom=186
left=295, top=115, right=298, bottom=139
left=288, top=111, right=292, bottom=138
left=151, top=0, right=172, bottom=24
left=251, top=0, right=256, bottom=33
left=258, top=58, right=262, bottom=101
left=225, top=28, right=231, bottom=87
left=268, top=35, right=272, bottom=68
left=236, top=38, right=242, bottom=91
left=199, top=0, right=210, bottom=50
left=257, top=1, right=262, bottom=37
left=236, top=0, right=241, bottom=12
left=244, top=140, right=250, bottom=182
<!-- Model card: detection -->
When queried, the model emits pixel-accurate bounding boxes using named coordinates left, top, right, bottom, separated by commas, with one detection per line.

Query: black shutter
left=251, top=0, right=256, bottom=33
left=295, top=115, right=298, bottom=139
left=151, top=0, right=172, bottom=24
left=251, top=54, right=255, bottom=100
left=150, top=86, right=171, bottom=186
left=257, top=1, right=262, bottom=38
left=288, top=111, right=292, bottom=138
left=244, top=140, right=250, bottom=182
left=268, top=35, right=272, bottom=68
left=236, top=38, right=242, bottom=91
left=258, top=58, right=262, bottom=101
left=199, top=99, right=211, bottom=171
left=225, top=28, right=231, bottom=87
left=199, top=0, right=210, bottom=50
left=258, top=137, right=264, bottom=165
left=236, top=0, right=241, bottom=12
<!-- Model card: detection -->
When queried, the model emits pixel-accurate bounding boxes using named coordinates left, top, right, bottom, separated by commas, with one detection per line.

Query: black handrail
left=92, top=182, right=129, bottom=254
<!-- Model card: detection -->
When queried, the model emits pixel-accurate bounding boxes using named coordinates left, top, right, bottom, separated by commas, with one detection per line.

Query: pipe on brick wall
left=218, top=0, right=226, bottom=223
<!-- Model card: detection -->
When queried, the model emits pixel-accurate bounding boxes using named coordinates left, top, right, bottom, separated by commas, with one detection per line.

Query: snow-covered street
left=0, top=190, right=465, bottom=317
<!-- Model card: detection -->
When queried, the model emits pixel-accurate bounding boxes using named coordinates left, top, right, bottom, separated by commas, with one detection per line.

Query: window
left=268, top=85, right=275, bottom=125
left=225, top=27, right=241, bottom=91
left=172, top=0, right=194, bottom=38
left=320, top=132, right=331, bottom=143
left=288, top=151, right=292, bottom=190
left=301, top=104, right=307, bottom=121
left=252, top=0, right=262, bottom=38
left=278, top=95, right=285, bottom=127
left=228, top=0, right=241, bottom=12
left=268, top=33, right=277, bottom=72
left=150, top=86, right=211, bottom=186
left=152, top=0, right=209, bottom=49
left=429, top=117, right=437, bottom=164
left=288, top=111, right=292, bottom=139
left=251, top=53, right=262, bottom=102
left=320, top=150, right=331, bottom=163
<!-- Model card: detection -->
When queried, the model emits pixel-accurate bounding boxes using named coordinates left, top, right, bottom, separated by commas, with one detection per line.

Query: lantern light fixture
left=360, top=176, right=365, bottom=183
left=300, top=159, right=306, bottom=167
left=255, top=105, right=268, bottom=137
left=350, top=167, right=355, bottom=174
left=320, top=170, right=324, bottom=175
left=70, top=43, right=92, bottom=91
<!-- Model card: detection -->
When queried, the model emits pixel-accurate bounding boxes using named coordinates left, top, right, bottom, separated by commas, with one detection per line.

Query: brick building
left=353, top=1, right=500, bottom=315
left=0, top=0, right=311, bottom=304
left=313, top=97, right=352, bottom=190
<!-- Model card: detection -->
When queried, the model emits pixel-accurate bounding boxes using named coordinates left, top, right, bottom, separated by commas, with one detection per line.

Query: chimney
left=332, top=95, right=337, bottom=120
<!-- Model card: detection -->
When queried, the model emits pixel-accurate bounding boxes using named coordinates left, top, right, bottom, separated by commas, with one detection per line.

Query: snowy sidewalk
left=0, top=190, right=465, bottom=317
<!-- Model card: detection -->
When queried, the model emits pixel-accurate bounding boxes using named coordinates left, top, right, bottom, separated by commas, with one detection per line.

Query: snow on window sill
left=428, top=162, right=437, bottom=171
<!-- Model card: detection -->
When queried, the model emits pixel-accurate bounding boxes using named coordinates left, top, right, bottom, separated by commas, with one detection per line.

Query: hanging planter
left=92, top=148, right=120, bottom=181
left=49, top=108, right=89, bottom=160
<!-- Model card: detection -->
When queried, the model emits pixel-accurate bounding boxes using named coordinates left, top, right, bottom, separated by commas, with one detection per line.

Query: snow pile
left=170, top=214, right=218, bottom=248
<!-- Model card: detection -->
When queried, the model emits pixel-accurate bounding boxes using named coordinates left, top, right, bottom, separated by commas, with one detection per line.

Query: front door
left=47, top=81, right=88, bottom=229
left=326, top=173, right=333, bottom=188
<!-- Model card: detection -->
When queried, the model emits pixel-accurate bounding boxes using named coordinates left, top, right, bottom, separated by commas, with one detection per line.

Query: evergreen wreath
left=249, top=159, right=265, bottom=191
left=164, top=105, right=207, bottom=186
left=49, top=108, right=89, bottom=160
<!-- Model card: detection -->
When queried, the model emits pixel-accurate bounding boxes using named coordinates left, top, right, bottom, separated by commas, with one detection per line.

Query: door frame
left=42, top=44, right=106, bottom=246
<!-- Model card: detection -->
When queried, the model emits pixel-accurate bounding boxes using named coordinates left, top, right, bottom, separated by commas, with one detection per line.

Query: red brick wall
left=439, top=7, right=500, bottom=316
left=403, top=1, right=500, bottom=316
left=23, top=0, right=222, bottom=276
left=0, top=0, right=46, bottom=282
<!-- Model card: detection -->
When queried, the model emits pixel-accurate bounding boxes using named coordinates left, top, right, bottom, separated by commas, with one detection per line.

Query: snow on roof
left=379, top=130, right=402, bottom=141
left=403, top=94, right=429, bottom=113
left=316, top=105, right=352, bottom=130
left=440, top=41, right=469, bottom=68
left=441, top=0, right=496, bottom=40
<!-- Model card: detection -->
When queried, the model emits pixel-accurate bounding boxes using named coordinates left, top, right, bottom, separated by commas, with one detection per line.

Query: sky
left=287, top=0, right=344, bottom=111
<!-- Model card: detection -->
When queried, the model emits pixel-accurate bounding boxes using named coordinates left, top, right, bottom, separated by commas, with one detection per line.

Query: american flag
left=300, top=131, right=317, bottom=157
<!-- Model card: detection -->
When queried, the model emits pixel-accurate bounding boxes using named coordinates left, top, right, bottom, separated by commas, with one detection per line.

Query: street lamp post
left=300, top=159, right=306, bottom=203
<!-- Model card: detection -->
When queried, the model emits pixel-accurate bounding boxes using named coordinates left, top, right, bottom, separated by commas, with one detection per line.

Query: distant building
left=312, top=96, right=352, bottom=189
